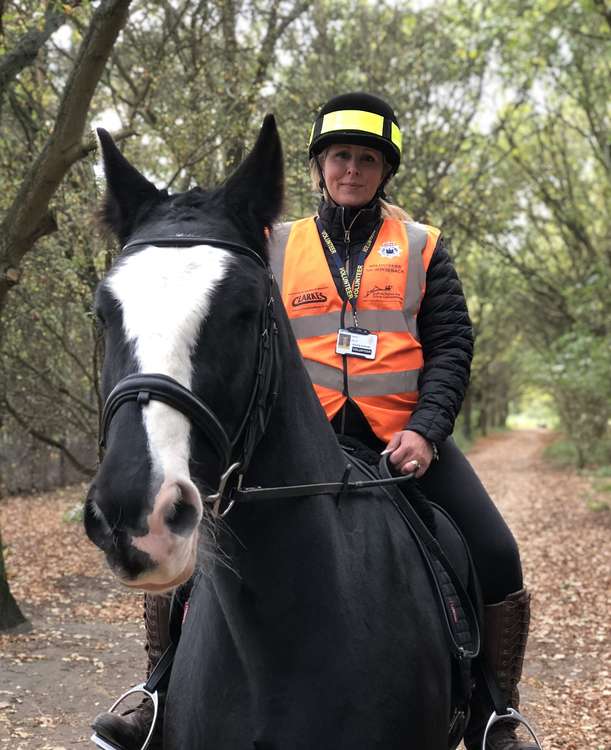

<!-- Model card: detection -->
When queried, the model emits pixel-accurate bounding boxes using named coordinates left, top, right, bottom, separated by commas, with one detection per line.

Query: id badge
left=336, top=327, right=378, bottom=360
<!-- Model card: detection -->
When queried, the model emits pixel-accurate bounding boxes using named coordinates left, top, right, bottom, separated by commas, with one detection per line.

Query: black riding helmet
left=309, top=92, right=402, bottom=176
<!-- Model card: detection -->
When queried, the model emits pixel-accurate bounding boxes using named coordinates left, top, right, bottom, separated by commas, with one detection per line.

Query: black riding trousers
left=416, top=437, right=523, bottom=604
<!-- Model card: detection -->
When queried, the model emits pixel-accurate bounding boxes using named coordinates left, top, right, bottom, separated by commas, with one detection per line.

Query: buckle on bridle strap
left=205, top=462, right=243, bottom=518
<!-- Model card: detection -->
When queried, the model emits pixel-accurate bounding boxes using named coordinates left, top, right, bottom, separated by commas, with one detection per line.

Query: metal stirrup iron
left=90, top=683, right=159, bottom=750
left=481, top=707, right=543, bottom=750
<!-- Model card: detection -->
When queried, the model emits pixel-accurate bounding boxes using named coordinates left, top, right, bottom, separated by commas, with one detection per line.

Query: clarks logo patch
left=291, top=291, right=328, bottom=307
left=378, top=242, right=402, bottom=258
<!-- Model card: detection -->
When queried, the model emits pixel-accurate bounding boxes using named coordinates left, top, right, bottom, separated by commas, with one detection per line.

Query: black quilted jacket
left=317, top=199, right=473, bottom=445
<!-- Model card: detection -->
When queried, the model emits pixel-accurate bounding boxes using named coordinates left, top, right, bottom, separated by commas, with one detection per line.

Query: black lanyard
left=316, top=217, right=379, bottom=325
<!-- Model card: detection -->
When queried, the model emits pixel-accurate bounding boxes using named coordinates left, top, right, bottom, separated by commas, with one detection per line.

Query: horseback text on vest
left=268, top=217, right=439, bottom=442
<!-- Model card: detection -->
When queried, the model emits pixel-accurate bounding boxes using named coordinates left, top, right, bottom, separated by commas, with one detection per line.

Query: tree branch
left=0, top=5, right=74, bottom=94
left=3, top=397, right=95, bottom=478
left=1, top=349, right=97, bottom=417
left=0, top=0, right=133, bottom=323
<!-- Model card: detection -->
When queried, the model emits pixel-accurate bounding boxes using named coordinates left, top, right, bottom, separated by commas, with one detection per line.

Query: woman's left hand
left=384, top=430, right=433, bottom=478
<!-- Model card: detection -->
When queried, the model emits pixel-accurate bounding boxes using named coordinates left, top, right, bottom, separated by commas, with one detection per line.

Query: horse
left=85, top=116, right=465, bottom=749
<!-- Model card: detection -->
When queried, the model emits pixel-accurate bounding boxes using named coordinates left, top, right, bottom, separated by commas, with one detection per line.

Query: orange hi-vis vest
left=268, top=217, right=440, bottom=443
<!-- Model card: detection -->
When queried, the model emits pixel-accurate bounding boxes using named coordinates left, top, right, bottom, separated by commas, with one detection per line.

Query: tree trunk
left=0, top=0, right=134, bottom=321
left=478, top=405, right=488, bottom=436
left=0, top=0, right=133, bottom=633
left=0, top=527, right=29, bottom=632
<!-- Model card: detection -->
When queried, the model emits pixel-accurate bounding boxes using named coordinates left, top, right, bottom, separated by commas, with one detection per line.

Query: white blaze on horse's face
left=106, top=244, right=230, bottom=589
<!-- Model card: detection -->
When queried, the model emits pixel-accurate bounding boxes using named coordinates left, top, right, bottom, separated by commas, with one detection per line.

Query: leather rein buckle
left=206, top=462, right=243, bottom=518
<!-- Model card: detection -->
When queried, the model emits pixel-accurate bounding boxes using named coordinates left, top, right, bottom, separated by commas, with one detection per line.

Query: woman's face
left=321, top=143, right=386, bottom=208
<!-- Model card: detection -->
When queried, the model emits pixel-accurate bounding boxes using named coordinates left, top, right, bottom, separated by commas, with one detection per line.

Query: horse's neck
left=213, top=312, right=348, bottom=622
left=245, top=315, right=345, bottom=489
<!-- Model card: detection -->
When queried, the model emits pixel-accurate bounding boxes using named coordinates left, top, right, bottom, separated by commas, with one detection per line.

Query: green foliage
left=507, top=387, right=558, bottom=430
left=1, top=0, right=609, bottom=491
left=585, top=498, right=610, bottom=513
left=543, top=435, right=611, bottom=470
left=452, top=415, right=475, bottom=453
left=542, top=437, right=580, bottom=468
left=62, top=502, right=84, bottom=523
left=522, top=330, right=611, bottom=467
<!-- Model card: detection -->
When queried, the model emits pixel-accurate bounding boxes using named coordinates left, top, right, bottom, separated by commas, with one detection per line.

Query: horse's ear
left=96, top=128, right=161, bottom=241
left=223, top=115, right=284, bottom=234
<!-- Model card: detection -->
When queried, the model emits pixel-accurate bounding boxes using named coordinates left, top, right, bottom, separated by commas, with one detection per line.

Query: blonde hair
left=309, top=153, right=411, bottom=222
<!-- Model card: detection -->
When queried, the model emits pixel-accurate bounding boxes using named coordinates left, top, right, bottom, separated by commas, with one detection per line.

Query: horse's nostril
left=164, top=489, right=199, bottom=536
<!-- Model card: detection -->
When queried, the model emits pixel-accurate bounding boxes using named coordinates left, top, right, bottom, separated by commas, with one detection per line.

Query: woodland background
left=0, top=0, right=609, bottom=631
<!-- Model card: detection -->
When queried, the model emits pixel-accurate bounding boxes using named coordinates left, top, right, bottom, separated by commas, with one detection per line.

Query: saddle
left=339, top=437, right=482, bottom=749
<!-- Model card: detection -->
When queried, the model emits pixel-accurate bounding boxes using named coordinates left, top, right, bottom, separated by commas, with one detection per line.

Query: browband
left=122, top=236, right=266, bottom=268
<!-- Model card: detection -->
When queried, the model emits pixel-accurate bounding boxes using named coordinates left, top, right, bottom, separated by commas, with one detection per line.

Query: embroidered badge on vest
left=378, top=241, right=402, bottom=258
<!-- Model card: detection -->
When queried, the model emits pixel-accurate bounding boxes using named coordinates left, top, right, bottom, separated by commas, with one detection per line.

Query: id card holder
left=336, top=327, right=378, bottom=360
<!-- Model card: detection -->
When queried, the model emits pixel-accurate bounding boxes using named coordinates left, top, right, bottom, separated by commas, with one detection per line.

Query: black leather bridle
left=99, top=235, right=280, bottom=516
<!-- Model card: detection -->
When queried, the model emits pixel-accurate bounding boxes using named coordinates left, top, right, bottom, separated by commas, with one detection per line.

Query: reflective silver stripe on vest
left=267, top=221, right=293, bottom=291
left=290, top=309, right=412, bottom=340
left=403, top=222, right=429, bottom=339
left=304, top=359, right=421, bottom=396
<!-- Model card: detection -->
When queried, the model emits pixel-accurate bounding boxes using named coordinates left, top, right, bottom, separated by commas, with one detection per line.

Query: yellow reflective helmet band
left=309, top=122, right=316, bottom=146
left=322, top=110, right=384, bottom=138
left=309, top=108, right=402, bottom=154
left=390, top=122, right=402, bottom=153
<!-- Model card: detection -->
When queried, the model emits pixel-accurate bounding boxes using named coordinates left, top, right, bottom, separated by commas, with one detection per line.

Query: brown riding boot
left=465, top=589, right=539, bottom=750
left=91, top=593, right=171, bottom=750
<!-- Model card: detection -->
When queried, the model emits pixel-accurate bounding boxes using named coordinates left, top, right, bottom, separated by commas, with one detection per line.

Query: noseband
left=99, top=236, right=280, bottom=516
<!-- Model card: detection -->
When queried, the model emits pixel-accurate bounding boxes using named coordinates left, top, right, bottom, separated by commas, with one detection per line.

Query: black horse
left=86, top=117, right=468, bottom=748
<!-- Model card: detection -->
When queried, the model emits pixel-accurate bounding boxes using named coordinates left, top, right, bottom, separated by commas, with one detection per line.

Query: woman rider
left=267, top=92, right=538, bottom=750
left=92, top=93, right=537, bottom=750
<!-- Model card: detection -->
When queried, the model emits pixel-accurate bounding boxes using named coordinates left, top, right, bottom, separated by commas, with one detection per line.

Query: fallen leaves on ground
left=0, top=430, right=609, bottom=748
left=0, top=484, right=140, bottom=624
left=467, top=430, right=610, bottom=750
left=0, top=484, right=143, bottom=747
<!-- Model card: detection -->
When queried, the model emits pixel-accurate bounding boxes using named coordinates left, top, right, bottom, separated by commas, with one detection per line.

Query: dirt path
left=1, top=429, right=609, bottom=748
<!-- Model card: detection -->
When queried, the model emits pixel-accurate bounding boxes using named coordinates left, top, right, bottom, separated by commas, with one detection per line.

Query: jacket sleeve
left=406, top=236, right=473, bottom=444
